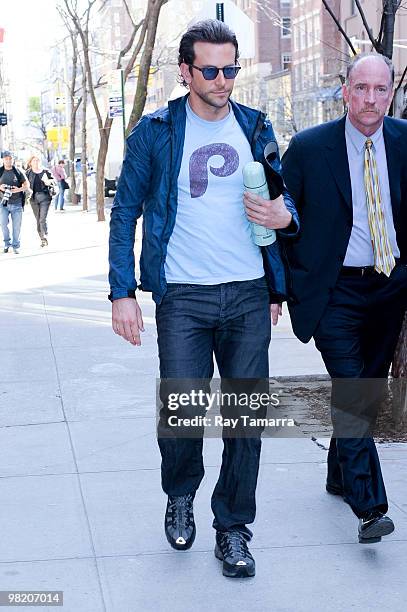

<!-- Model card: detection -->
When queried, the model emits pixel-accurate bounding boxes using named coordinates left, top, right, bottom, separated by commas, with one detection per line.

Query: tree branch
left=117, top=18, right=145, bottom=67
left=354, top=0, right=379, bottom=51
left=123, top=0, right=136, bottom=28
left=321, top=0, right=357, bottom=55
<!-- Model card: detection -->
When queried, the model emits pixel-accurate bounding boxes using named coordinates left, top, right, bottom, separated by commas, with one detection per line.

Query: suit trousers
left=156, top=277, right=271, bottom=536
left=313, top=263, right=407, bottom=518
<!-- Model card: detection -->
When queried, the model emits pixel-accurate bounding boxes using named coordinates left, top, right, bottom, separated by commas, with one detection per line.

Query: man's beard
left=196, top=89, right=232, bottom=109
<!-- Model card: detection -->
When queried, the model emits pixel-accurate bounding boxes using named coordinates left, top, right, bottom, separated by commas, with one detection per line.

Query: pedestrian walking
left=0, top=150, right=29, bottom=254
left=281, top=53, right=407, bottom=544
left=26, top=155, right=56, bottom=248
left=109, top=20, right=298, bottom=578
left=52, top=159, right=68, bottom=211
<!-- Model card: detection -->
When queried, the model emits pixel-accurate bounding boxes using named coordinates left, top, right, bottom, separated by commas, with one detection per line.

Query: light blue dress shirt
left=344, top=115, right=400, bottom=267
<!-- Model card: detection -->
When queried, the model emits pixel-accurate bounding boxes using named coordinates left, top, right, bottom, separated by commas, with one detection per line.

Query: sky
left=1, top=0, right=61, bottom=136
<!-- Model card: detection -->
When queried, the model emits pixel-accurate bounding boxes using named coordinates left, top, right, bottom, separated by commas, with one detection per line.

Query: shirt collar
left=345, top=114, right=383, bottom=154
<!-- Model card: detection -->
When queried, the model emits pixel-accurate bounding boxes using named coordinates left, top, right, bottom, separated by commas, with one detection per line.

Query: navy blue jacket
left=109, top=94, right=299, bottom=304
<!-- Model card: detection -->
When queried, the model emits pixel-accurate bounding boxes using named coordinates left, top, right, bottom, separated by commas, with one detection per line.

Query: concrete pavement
left=0, top=203, right=406, bottom=611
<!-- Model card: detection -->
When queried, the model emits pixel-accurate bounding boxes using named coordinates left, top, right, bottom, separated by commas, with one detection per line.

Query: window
left=282, top=53, right=292, bottom=70
left=351, top=0, right=356, bottom=16
left=313, top=14, right=320, bottom=43
left=282, top=17, right=291, bottom=38
left=307, top=17, right=313, bottom=47
left=300, top=24, right=306, bottom=49
left=280, top=0, right=291, bottom=5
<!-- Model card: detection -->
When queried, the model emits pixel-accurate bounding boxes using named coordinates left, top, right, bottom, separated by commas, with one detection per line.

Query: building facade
left=232, top=0, right=292, bottom=111
left=291, top=0, right=343, bottom=131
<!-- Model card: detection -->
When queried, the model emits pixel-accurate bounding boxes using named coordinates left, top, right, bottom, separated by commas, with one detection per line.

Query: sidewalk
left=1, top=204, right=406, bottom=611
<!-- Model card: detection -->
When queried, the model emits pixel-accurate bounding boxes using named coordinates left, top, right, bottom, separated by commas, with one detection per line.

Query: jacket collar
left=157, top=94, right=264, bottom=141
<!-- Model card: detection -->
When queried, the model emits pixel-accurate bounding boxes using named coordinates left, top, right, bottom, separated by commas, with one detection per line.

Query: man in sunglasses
left=109, top=19, right=298, bottom=578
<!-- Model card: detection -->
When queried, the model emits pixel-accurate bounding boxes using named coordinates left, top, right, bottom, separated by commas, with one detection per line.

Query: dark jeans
left=156, top=277, right=271, bottom=536
left=314, top=263, right=407, bottom=518
left=30, top=193, right=51, bottom=239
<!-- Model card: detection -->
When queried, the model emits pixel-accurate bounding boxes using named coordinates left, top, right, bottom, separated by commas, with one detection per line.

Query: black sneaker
left=358, top=512, right=394, bottom=544
left=164, top=493, right=196, bottom=550
left=215, top=530, right=255, bottom=578
left=3, top=247, right=9, bottom=253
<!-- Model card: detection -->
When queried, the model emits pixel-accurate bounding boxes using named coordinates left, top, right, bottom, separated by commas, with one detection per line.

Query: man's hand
left=270, top=303, right=282, bottom=326
left=112, top=297, right=144, bottom=346
left=0, top=185, right=6, bottom=192
left=244, top=192, right=292, bottom=229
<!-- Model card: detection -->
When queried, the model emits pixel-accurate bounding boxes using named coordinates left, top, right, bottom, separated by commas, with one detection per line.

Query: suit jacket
left=281, top=115, right=407, bottom=343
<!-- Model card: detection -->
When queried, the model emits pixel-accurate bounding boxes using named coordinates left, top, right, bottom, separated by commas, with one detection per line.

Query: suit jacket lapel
left=383, top=116, right=402, bottom=221
left=324, top=116, right=352, bottom=210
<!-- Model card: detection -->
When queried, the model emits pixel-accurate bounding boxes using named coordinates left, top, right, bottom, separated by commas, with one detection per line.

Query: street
left=1, top=204, right=406, bottom=611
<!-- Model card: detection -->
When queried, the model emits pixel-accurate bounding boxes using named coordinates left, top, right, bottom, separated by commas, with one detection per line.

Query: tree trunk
left=63, top=0, right=167, bottom=220
left=69, top=108, right=77, bottom=203
left=96, top=123, right=111, bottom=222
left=392, top=314, right=407, bottom=378
left=382, top=0, right=398, bottom=59
left=81, top=71, right=88, bottom=212
left=126, top=0, right=167, bottom=135
left=69, top=32, right=80, bottom=203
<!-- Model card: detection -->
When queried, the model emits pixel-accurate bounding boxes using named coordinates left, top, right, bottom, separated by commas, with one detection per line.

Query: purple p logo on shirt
left=189, top=143, right=239, bottom=198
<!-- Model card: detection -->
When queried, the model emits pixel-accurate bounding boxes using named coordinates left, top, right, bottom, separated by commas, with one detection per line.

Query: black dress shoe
left=326, top=481, right=344, bottom=496
left=358, top=512, right=395, bottom=544
left=215, top=530, right=255, bottom=578
left=164, top=493, right=195, bottom=550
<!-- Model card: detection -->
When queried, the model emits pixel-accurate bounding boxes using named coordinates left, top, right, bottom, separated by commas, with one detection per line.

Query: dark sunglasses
left=190, top=64, right=241, bottom=80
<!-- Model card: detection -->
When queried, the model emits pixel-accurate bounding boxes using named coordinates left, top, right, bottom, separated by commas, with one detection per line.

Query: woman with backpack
left=26, top=156, right=56, bottom=247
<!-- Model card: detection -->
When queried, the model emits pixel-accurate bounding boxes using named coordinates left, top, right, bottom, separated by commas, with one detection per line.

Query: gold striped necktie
left=364, top=138, right=395, bottom=277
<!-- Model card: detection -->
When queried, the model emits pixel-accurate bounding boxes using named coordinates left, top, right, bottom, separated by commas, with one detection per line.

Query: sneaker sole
left=359, top=520, right=395, bottom=544
left=214, top=545, right=255, bottom=578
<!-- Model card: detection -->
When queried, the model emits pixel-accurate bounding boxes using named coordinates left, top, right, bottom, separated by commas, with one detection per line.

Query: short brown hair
left=178, top=19, right=239, bottom=87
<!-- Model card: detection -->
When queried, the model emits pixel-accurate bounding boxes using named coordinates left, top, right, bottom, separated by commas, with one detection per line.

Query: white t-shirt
left=164, top=101, right=264, bottom=284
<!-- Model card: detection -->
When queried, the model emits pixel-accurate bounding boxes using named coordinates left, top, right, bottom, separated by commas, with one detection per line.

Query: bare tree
left=126, top=0, right=168, bottom=134
left=81, top=61, right=88, bottom=212
left=25, top=96, right=52, bottom=162
left=381, top=0, right=402, bottom=59
left=57, top=6, right=82, bottom=203
left=60, top=0, right=167, bottom=222
left=393, top=314, right=407, bottom=377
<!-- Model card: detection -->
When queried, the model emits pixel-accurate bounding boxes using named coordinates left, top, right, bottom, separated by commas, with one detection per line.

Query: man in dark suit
left=281, top=53, right=407, bottom=543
